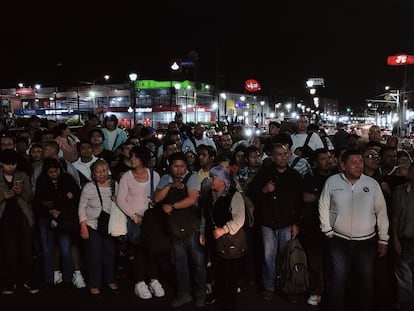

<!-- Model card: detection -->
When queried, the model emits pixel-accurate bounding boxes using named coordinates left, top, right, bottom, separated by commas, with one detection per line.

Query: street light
left=260, top=101, right=265, bottom=125
left=185, top=85, right=191, bottom=123
left=220, top=92, right=227, bottom=122
left=174, top=83, right=181, bottom=119
left=34, top=84, right=41, bottom=108
left=188, top=50, right=198, bottom=123
left=127, top=106, right=133, bottom=128
left=129, top=72, right=138, bottom=127
left=275, top=102, right=281, bottom=117
left=89, top=90, right=96, bottom=114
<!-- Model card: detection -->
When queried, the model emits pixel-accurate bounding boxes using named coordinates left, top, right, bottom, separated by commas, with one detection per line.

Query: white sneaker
left=72, top=270, right=86, bottom=289
left=149, top=279, right=165, bottom=297
left=54, top=270, right=63, bottom=285
left=307, top=294, right=321, bottom=306
left=135, top=282, right=152, bottom=299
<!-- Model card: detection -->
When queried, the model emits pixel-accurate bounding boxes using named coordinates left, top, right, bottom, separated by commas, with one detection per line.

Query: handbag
left=164, top=173, right=200, bottom=239
left=96, top=181, right=110, bottom=235
left=216, top=228, right=247, bottom=260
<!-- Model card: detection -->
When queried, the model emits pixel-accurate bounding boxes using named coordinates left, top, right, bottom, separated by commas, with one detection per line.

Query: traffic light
left=346, top=106, right=351, bottom=113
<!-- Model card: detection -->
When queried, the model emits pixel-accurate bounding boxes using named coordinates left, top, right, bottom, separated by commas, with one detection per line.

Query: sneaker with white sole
left=149, top=280, right=165, bottom=297
left=307, top=294, right=321, bottom=306
left=2, top=283, right=16, bottom=295
left=23, top=283, right=40, bottom=294
left=72, top=270, right=86, bottom=289
left=54, top=270, right=63, bottom=285
left=135, top=282, right=152, bottom=299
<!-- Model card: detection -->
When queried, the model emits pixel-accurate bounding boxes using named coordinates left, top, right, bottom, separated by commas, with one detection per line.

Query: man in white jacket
left=319, top=149, right=389, bottom=311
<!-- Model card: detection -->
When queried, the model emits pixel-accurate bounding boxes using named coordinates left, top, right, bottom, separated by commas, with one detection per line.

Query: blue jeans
left=173, top=231, right=206, bottom=297
left=394, top=238, right=414, bottom=311
left=261, top=225, right=291, bottom=292
left=327, top=236, right=377, bottom=311
left=84, top=226, right=117, bottom=288
left=39, top=216, right=73, bottom=284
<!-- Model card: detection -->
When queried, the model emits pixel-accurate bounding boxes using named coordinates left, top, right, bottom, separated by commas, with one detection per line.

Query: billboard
left=387, top=54, right=414, bottom=65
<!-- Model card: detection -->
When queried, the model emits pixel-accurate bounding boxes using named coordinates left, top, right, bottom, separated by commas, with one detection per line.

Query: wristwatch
left=171, top=203, right=175, bottom=210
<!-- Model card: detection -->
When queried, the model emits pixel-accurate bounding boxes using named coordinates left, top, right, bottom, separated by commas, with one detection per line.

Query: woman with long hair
left=117, top=145, right=165, bottom=299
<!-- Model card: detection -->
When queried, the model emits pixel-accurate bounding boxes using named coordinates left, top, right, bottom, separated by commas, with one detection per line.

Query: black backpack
left=280, top=238, right=310, bottom=295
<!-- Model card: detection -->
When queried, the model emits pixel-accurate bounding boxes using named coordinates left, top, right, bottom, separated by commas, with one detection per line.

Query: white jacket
left=319, top=173, right=389, bottom=244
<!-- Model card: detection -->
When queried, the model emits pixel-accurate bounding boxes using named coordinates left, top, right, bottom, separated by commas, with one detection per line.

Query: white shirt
left=181, top=135, right=217, bottom=153
left=290, top=132, right=324, bottom=153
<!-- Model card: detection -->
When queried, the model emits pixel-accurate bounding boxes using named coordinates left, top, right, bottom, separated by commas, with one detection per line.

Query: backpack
left=280, top=238, right=310, bottom=295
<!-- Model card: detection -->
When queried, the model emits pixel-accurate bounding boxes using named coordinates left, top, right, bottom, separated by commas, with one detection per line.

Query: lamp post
left=170, top=62, right=181, bottom=120
left=275, top=102, right=281, bottom=118
left=127, top=106, right=133, bottom=128
left=129, top=72, right=138, bottom=127
left=240, top=96, right=246, bottom=124
left=34, top=84, right=41, bottom=108
left=220, top=92, right=227, bottom=123
left=186, top=85, right=191, bottom=123
left=188, top=50, right=198, bottom=123
left=260, top=100, right=265, bottom=125
left=53, top=88, right=58, bottom=122
left=174, top=83, right=181, bottom=118
left=89, top=91, right=96, bottom=115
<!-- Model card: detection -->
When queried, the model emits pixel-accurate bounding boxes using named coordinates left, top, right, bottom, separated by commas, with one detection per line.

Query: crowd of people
left=0, top=111, right=413, bottom=311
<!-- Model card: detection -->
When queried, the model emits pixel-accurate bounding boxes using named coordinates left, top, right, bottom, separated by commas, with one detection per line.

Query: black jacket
left=248, top=164, right=303, bottom=229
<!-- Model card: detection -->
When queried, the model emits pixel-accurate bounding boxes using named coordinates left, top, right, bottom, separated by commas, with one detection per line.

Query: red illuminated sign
left=387, top=54, right=414, bottom=65
left=16, top=88, right=35, bottom=95
left=245, top=79, right=261, bottom=92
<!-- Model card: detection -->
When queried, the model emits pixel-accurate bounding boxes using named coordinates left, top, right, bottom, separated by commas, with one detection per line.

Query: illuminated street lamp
left=34, top=84, right=41, bottom=108
left=127, top=106, right=133, bottom=128
left=260, top=100, right=265, bottom=125
left=174, top=83, right=181, bottom=118
left=89, top=90, right=97, bottom=116
left=129, top=72, right=138, bottom=127
left=220, top=92, right=227, bottom=120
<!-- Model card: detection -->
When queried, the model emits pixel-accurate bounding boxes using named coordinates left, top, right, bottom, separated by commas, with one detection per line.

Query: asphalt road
left=1, top=257, right=317, bottom=311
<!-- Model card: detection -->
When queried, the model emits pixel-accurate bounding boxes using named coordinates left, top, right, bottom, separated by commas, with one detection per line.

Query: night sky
left=1, top=0, right=413, bottom=108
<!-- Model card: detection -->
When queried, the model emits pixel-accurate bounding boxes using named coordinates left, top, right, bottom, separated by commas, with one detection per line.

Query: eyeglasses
left=364, top=154, right=379, bottom=160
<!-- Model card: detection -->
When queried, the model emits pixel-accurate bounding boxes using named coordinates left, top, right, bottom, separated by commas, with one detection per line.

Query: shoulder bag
left=208, top=192, right=247, bottom=260
left=96, top=182, right=110, bottom=235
